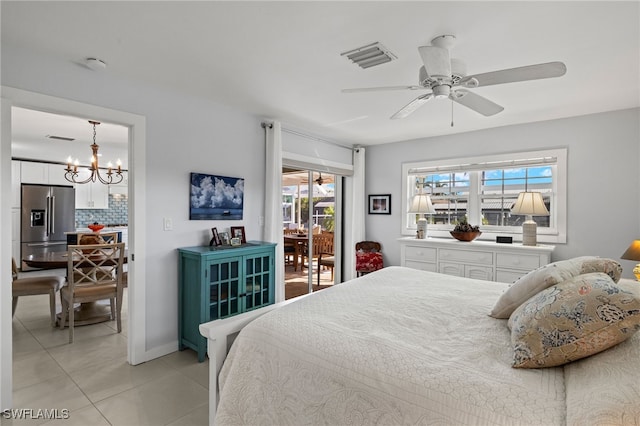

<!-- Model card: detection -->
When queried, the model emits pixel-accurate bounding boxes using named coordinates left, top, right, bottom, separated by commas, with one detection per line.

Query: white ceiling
left=2, top=1, right=639, bottom=148
left=11, top=107, right=129, bottom=168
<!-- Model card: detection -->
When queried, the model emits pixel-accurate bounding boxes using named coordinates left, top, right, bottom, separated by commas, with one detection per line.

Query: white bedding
left=216, top=267, right=566, bottom=425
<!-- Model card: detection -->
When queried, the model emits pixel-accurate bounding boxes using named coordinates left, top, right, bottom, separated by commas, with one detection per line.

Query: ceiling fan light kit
left=343, top=34, right=567, bottom=121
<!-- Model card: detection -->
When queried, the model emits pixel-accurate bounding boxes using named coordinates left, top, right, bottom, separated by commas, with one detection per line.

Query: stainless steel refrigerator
left=21, top=184, right=75, bottom=270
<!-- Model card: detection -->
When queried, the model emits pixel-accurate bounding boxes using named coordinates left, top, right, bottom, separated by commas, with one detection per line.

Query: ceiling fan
left=342, top=35, right=567, bottom=120
left=299, top=172, right=325, bottom=185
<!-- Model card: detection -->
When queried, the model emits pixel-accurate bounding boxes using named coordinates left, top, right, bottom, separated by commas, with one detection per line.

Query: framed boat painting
left=190, top=172, right=244, bottom=220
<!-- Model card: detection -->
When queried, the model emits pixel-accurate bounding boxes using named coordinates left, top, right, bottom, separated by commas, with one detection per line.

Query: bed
left=199, top=266, right=640, bottom=425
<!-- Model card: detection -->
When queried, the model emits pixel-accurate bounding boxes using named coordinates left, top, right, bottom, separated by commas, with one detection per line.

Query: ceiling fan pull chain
left=451, top=100, right=454, bottom=127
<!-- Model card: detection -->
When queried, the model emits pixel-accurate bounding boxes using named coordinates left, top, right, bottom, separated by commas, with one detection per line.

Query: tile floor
left=7, top=269, right=209, bottom=426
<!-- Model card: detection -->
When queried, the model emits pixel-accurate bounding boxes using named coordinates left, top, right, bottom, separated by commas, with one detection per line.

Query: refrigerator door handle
left=46, top=195, right=51, bottom=237
left=50, top=195, right=55, bottom=234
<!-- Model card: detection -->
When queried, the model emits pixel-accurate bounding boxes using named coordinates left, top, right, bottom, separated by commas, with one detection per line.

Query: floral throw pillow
left=355, top=252, right=383, bottom=274
left=490, top=256, right=623, bottom=319
left=509, top=272, right=640, bottom=368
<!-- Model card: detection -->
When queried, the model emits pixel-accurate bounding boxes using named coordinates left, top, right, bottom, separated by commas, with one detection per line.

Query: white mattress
left=216, top=266, right=566, bottom=425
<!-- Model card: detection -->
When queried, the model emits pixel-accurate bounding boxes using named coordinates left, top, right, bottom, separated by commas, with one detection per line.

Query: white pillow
left=490, top=256, right=622, bottom=319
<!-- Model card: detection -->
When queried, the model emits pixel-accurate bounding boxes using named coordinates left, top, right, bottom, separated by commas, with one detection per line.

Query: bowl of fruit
left=450, top=218, right=481, bottom=242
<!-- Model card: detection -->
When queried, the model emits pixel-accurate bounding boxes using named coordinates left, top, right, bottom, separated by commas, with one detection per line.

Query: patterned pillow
left=355, top=251, right=383, bottom=273
left=490, top=256, right=623, bottom=319
left=508, top=272, right=640, bottom=368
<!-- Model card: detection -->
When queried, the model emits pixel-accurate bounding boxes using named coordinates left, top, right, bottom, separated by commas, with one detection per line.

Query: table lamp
left=511, top=191, right=549, bottom=246
left=621, top=239, right=640, bottom=281
left=408, top=193, right=435, bottom=239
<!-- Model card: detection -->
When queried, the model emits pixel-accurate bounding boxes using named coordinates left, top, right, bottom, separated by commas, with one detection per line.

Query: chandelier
left=64, top=120, right=123, bottom=185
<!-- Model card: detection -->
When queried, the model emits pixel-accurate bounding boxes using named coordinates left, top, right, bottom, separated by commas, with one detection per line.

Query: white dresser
left=399, top=237, right=554, bottom=283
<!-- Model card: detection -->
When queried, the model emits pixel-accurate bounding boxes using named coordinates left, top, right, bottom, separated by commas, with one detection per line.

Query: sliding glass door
left=282, top=168, right=339, bottom=297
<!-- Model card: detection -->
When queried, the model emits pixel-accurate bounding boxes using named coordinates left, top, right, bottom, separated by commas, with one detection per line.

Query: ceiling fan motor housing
left=432, top=85, right=451, bottom=99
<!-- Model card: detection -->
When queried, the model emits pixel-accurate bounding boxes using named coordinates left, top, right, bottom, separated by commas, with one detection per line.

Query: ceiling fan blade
left=342, top=85, right=425, bottom=93
left=391, top=93, right=433, bottom=120
left=451, top=89, right=504, bottom=116
left=418, top=46, right=451, bottom=79
left=459, top=61, right=567, bottom=87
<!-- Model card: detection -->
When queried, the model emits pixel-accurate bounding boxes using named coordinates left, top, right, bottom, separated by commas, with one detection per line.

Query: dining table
left=23, top=250, right=128, bottom=327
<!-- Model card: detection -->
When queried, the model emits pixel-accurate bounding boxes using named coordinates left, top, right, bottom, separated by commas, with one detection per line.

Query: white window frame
left=401, top=148, right=567, bottom=244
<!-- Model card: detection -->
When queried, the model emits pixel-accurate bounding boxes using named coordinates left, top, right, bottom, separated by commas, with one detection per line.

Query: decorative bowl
left=88, top=223, right=105, bottom=232
left=450, top=231, right=481, bottom=242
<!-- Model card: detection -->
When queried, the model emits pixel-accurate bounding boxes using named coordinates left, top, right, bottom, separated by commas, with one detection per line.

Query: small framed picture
left=230, top=226, right=246, bottom=244
left=230, top=237, right=242, bottom=246
left=219, top=231, right=230, bottom=245
left=210, top=227, right=222, bottom=246
left=368, top=194, right=391, bottom=215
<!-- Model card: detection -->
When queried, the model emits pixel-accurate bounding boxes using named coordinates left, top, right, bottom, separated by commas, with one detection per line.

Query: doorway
left=282, top=168, right=338, bottom=299
left=2, top=87, right=147, bottom=410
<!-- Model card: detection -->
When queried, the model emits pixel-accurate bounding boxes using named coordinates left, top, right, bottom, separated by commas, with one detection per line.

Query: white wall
left=365, top=109, right=640, bottom=279
left=1, top=45, right=266, bottom=350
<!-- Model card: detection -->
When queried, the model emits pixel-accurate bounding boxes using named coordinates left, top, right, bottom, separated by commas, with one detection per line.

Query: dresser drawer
left=404, top=246, right=437, bottom=263
left=405, top=260, right=437, bottom=272
left=439, top=262, right=465, bottom=277
left=496, top=253, right=540, bottom=271
left=439, top=262, right=493, bottom=281
left=439, top=248, right=493, bottom=265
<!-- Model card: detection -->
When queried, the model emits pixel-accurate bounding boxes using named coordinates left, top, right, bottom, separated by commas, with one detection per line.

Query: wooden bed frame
left=198, top=293, right=311, bottom=425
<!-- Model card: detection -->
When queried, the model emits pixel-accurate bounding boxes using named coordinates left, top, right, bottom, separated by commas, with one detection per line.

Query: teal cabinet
left=178, top=242, right=276, bottom=362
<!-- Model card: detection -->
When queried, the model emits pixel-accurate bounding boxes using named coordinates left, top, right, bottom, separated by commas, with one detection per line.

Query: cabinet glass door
left=244, top=254, right=272, bottom=311
left=208, top=258, right=241, bottom=319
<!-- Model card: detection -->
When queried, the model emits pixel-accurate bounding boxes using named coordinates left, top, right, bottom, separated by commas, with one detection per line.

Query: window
left=401, top=149, right=567, bottom=243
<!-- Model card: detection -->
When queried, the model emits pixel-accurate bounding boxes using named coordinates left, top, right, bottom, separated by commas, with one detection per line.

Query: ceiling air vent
left=46, top=135, right=75, bottom=141
left=341, top=42, right=397, bottom=69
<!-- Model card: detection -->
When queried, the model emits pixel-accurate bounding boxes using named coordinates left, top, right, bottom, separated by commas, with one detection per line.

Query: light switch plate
left=163, top=217, right=173, bottom=231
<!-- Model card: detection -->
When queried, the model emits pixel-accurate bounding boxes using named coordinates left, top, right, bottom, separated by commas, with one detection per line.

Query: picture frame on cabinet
left=219, top=231, right=230, bottom=246
left=230, top=226, right=246, bottom=244
left=210, top=227, right=222, bottom=246
left=368, top=194, right=391, bottom=215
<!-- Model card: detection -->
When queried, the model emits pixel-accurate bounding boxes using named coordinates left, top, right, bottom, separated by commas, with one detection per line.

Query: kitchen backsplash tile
left=76, top=194, right=128, bottom=227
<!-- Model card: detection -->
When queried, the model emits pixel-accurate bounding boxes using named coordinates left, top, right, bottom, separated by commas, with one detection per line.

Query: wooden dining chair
left=60, top=242, right=125, bottom=343
left=283, top=229, right=298, bottom=267
left=301, top=233, right=334, bottom=275
left=11, top=258, right=64, bottom=326
left=317, top=245, right=335, bottom=285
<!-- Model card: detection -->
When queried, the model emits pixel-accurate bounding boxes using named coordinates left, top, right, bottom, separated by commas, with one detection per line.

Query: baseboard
left=142, top=341, right=180, bottom=362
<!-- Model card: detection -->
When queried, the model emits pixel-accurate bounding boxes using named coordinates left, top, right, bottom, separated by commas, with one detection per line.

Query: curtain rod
left=260, top=121, right=356, bottom=151
left=260, top=121, right=361, bottom=150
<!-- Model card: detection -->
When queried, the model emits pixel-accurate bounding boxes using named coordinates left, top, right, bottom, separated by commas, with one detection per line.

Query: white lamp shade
left=511, top=192, right=549, bottom=216
left=408, top=194, right=436, bottom=214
